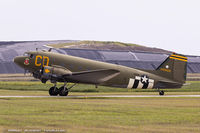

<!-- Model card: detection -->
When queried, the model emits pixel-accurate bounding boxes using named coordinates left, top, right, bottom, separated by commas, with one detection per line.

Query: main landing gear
left=49, top=82, right=76, bottom=96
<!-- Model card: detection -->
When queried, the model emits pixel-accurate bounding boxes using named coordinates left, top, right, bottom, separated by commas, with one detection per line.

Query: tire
left=41, top=78, right=48, bottom=83
left=59, top=86, right=69, bottom=96
left=49, top=87, right=59, bottom=96
left=159, top=90, right=164, bottom=95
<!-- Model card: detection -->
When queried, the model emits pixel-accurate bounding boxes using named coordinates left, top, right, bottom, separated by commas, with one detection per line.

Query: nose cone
left=14, top=56, right=26, bottom=68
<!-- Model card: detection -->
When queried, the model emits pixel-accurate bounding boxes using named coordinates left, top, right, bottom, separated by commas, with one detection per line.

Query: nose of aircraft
left=14, top=56, right=26, bottom=68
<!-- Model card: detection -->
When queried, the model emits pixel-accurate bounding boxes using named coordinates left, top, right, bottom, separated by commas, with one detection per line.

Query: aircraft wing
left=65, top=69, right=120, bottom=84
left=42, top=66, right=120, bottom=84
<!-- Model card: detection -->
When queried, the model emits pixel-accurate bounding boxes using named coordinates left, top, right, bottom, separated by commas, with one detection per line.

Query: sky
left=0, top=0, right=199, bottom=55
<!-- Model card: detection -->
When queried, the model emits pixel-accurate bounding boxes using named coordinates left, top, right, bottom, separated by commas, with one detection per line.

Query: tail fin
left=156, top=53, right=187, bottom=83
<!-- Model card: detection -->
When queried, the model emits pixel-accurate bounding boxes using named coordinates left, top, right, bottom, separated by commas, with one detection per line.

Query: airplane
left=14, top=50, right=188, bottom=96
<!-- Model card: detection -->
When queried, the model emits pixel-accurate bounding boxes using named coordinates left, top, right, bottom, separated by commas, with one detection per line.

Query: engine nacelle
left=41, top=65, right=72, bottom=82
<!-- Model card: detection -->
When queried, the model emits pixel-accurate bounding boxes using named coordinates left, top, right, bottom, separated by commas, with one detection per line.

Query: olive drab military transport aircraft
left=14, top=50, right=188, bottom=96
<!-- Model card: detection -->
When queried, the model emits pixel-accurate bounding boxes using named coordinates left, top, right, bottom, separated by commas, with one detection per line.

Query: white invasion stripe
left=127, top=78, right=135, bottom=88
left=135, top=76, right=141, bottom=80
left=135, top=76, right=142, bottom=89
left=137, top=81, right=143, bottom=89
left=148, top=82, right=154, bottom=89
left=148, top=79, right=154, bottom=89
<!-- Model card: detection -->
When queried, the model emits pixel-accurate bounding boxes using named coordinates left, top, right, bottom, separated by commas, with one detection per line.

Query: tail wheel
left=59, top=86, right=69, bottom=96
left=49, top=87, right=59, bottom=96
left=159, top=90, right=165, bottom=95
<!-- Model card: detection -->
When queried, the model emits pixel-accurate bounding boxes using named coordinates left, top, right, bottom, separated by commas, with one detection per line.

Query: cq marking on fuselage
left=35, top=55, right=50, bottom=67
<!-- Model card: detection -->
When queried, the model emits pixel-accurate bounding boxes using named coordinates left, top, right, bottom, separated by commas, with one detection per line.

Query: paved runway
left=0, top=95, right=200, bottom=98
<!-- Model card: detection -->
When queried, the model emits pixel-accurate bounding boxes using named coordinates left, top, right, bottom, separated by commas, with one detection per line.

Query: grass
left=0, top=81, right=199, bottom=132
left=0, top=97, right=199, bottom=133
left=48, top=40, right=141, bottom=48
left=0, top=81, right=200, bottom=93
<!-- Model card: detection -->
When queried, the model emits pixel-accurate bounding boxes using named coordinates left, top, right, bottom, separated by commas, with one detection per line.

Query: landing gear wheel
left=59, top=86, right=69, bottom=96
left=159, top=90, right=165, bottom=96
left=49, top=87, right=59, bottom=96
left=41, top=78, right=48, bottom=83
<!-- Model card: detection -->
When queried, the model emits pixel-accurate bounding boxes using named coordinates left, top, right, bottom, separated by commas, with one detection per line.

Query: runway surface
left=0, top=95, right=200, bottom=98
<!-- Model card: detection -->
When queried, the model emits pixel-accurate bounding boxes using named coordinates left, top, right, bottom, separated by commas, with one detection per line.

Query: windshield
left=23, top=52, right=29, bottom=56
left=23, top=52, right=33, bottom=58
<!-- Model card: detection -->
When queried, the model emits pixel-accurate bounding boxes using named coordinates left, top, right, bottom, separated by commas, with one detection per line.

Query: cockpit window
left=23, top=53, right=34, bottom=58
left=23, top=53, right=29, bottom=56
